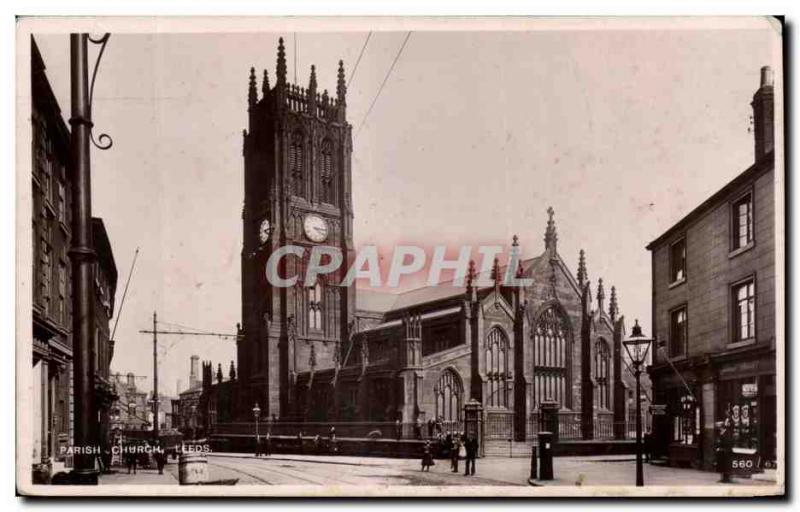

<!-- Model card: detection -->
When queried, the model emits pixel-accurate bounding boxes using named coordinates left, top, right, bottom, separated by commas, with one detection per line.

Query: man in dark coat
left=464, top=436, right=478, bottom=476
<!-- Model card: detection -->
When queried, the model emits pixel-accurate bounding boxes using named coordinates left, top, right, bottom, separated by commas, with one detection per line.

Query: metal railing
left=211, top=420, right=462, bottom=440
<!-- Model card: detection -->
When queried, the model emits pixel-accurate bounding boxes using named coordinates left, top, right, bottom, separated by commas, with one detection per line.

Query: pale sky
left=33, top=19, right=781, bottom=397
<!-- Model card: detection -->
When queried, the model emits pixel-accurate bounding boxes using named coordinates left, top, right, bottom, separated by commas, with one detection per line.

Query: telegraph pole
left=68, top=33, right=97, bottom=483
left=152, top=311, right=159, bottom=442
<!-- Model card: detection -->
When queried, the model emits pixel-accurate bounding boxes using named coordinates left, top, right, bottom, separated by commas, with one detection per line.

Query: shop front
left=650, top=346, right=776, bottom=472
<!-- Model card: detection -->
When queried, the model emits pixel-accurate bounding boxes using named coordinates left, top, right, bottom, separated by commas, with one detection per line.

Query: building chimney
left=176, top=379, right=183, bottom=395
left=752, top=65, right=774, bottom=162
left=189, top=355, right=199, bottom=388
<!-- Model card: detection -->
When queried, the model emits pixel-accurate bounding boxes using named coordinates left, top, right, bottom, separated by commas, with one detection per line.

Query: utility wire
left=110, top=247, right=139, bottom=341
left=356, top=31, right=412, bottom=138
left=347, top=31, right=372, bottom=87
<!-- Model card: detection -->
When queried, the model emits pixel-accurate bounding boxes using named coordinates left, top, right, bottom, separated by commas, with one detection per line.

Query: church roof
left=355, top=288, right=397, bottom=313
left=355, top=256, right=542, bottom=314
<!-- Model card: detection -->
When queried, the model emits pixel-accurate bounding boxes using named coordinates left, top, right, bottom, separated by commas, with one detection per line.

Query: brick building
left=31, top=37, right=75, bottom=478
left=30, top=38, right=118, bottom=480
left=200, top=38, right=648, bottom=447
left=646, top=66, right=778, bottom=469
left=92, top=218, right=119, bottom=453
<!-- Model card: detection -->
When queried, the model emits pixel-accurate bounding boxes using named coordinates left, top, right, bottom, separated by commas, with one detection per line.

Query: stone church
left=201, top=39, right=647, bottom=443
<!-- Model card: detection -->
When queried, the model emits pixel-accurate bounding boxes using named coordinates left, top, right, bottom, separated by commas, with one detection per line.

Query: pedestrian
left=255, top=433, right=261, bottom=457
left=154, top=441, right=167, bottom=475
left=329, top=433, right=339, bottom=455
left=415, top=417, right=423, bottom=440
left=435, top=416, right=443, bottom=435
left=125, top=443, right=137, bottom=475
left=297, top=431, right=304, bottom=454
left=450, top=435, right=461, bottom=473
left=263, top=432, right=272, bottom=457
left=421, top=440, right=435, bottom=472
left=643, top=430, right=653, bottom=463
left=427, top=418, right=434, bottom=438
left=395, top=419, right=402, bottom=440
left=314, top=434, right=322, bottom=454
left=464, top=436, right=477, bottom=476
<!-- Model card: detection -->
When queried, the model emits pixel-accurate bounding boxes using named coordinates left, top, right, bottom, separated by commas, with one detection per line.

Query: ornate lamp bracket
left=88, top=33, right=113, bottom=150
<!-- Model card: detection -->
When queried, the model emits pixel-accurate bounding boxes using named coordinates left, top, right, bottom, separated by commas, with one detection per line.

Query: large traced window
left=289, top=131, right=305, bottom=198
left=485, top=327, right=509, bottom=408
left=732, top=192, right=754, bottom=251
left=670, top=237, right=686, bottom=283
left=532, top=306, right=570, bottom=408
left=434, top=369, right=463, bottom=423
left=320, top=139, right=335, bottom=204
left=732, top=278, right=755, bottom=342
left=669, top=306, right=688, bottom=357
left=595, top=339, right=610, bottom=410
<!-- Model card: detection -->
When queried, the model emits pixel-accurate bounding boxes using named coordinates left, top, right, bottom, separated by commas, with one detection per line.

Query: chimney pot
left=761, top=66, right=774, bottom=87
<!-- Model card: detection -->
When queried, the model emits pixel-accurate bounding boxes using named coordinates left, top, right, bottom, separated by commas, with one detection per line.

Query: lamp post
left=68, top=32, right=112, bottom=483
left=623, top=319, right=653, bottom=487
left=253, top=403, right=261, bottom=455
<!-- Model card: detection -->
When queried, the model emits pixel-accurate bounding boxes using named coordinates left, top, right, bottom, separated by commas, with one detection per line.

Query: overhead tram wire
left=355, top=31, right=412, bottom=138
left=347, top=31, right=372, bottom=87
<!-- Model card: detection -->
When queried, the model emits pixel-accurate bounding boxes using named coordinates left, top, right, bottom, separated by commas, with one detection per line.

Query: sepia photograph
left=14, top=16, right=784, bottom=497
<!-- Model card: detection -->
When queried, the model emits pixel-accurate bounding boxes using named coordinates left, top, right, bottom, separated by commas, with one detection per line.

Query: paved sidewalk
left=98, top=466, right=179, bottom=485
left=526, top=457, right=779, bottom=487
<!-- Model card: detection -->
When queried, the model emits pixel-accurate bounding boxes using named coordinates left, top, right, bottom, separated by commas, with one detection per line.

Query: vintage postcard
left=15, top=16, right=784, bottom=497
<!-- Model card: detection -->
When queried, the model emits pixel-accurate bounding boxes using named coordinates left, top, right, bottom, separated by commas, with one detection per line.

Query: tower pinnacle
left=337, top=60, right=347, bottom=104
left=248, top=67, right=257, bottom=108
left=276, top=37, right=287, bottom=86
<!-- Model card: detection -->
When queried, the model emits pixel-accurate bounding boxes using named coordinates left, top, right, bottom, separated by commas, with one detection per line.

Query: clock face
left=258, top=218, right=271, bottom=244
left=303, top=214, right=329, bottom=243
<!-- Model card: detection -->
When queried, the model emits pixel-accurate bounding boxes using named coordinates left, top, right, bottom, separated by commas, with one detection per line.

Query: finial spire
left=216, top=363, right=223, bottom=384
left=597, top=278, right=605, bottom=312
left=337, top=59, right=347, bottom=104
left=276, top=37, right=287, bottom=86
left=248, top=67, right=257, bottom=108
left=466, top=259, right=477, bottom=302
left=609, top=285, right=619, bottom=321
left=491, top=257, right=502, bottom=289
left=577, top=249, right=587, bottom=288
left=544, top=206, right=558, bottom=254
left=229, top=360, right=237, bottom=381
left=262, top=69, right=270, bottom=97
left=308, top=64, right=317, bottom=91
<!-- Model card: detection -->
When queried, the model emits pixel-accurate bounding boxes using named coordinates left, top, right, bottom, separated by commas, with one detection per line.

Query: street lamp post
left=253, top=403, right=261, bottom=456
left=623, top=319, right=653, bottom=487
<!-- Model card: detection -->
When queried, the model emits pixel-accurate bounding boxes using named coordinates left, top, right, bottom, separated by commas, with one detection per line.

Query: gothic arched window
left=532, top=306, right=571, bottom=409
left=289, top=131, right=305, bottom=199
left=320, top=139, right=335, bottom=204
left=595, top=339, right=610, bottom=410
left=434, top=369, right=463, bottom=424
left=485, top=327, right=509, bottom=408
left=307, top=280, right=323, bottom=331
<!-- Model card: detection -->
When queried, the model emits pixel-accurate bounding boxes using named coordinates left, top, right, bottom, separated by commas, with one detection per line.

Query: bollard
left=538, top=431, right=554, bottom=481
left=529, top=444, right=538, bottom=480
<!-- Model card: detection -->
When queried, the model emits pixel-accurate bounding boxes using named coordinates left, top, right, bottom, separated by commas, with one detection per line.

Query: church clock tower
left=239, top=38, right=355, bottom=419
